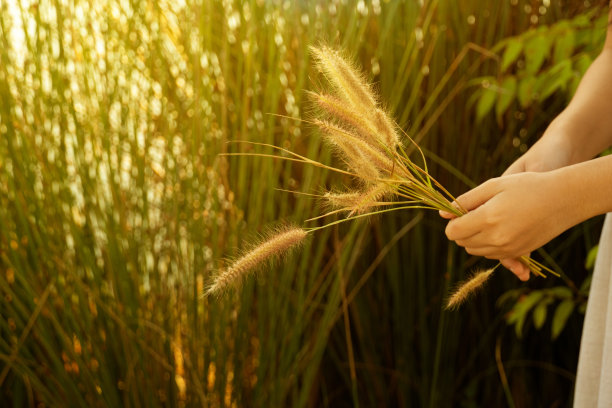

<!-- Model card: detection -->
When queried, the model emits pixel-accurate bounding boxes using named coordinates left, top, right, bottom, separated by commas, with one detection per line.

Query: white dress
left=574, top=213, right=612, bottom=407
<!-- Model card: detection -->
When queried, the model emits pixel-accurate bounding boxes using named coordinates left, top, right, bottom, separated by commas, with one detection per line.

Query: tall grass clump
left=0, top=0, right=606, bottom=407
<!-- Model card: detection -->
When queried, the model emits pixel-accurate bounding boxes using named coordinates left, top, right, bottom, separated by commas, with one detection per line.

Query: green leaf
left=524, top=31, right=551, bottom=74
left=533, top=298, right=551, bottom=330
left=517, top=77, right=536, bottom=108
left=496, top=76, right=517, bottom=123
left=572, top=14, right=592, bottom=29
left=534, top=60, right=572, bottom=101
left=501, top=39, right=523, bottom=72
left=569, top=75, right=581, bottom=98
left=496, top=288, right=526, bottom=308
left=552, top=299, right=575, bottom=340
left=548, top=286, right=573, bottom=299
left=476, top=86, right=497, bottom=122
left=574, top=54, right=593, bottom=76
left=507, top=291, right=544, bottom=338
left=553, top=29, right=575, bottom=65
left=585, top=245, right=599, bottom=270
left=580, top=274, right=593, bottom=295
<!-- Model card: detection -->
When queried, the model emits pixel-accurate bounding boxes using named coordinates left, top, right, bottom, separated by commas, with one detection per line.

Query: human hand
left=440, top=171, right=579, bottom=281
left=497, top=125, right=575, bottom=278
left=441, top=125, right=574, bottom=280
left=502, top=123, right=574, bottom=176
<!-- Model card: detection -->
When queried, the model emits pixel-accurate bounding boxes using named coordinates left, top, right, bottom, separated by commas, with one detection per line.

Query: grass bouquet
left=208, top=45, right=558, bottom=308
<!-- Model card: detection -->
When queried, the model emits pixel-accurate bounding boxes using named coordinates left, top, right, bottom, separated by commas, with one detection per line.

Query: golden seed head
left=310, top=91, right=396, bottom=154
left=310, top=45, right=403, bottom=169
left=310, top=45, right=378, bottom=118
left=445, top=267, right=496, bottom=310
left=373, top=108, right=400, bottom=149
left=324, top=183, right=393, bottom=216
left=324, top=190, right=363, bottom=209
left=316, top=119, right=400, bottom=181
left=205, top=227, right=308, bottom=296
left=315, top=119, right=381, bottom=182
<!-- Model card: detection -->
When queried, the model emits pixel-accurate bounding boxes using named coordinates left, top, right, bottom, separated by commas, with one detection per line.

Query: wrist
left=542, top=168, right=587, bottom=230
left=539, top=116, right=585, bottom=165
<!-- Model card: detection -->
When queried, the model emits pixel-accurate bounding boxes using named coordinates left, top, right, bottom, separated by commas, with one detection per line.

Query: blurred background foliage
left=0, top=0, right=609, bottom=406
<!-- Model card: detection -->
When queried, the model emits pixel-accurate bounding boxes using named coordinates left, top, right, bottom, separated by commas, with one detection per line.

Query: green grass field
left=0, top=0, right=609, bottom=406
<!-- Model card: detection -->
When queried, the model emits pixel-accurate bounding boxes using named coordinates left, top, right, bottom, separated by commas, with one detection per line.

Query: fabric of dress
left=574, top=213, right=612, bottom=407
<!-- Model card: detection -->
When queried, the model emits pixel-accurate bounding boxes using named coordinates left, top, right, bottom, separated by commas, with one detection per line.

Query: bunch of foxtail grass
left=208, top=45, right=558, bottom=304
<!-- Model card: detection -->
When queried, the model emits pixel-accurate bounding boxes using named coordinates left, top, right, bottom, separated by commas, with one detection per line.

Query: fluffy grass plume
left=206, top=227, right=308, bottom=296
left=445, top=265, right=499, bottom=310
left=309, top=92, right=383, bottom=149
left=310, top=45, right=378, bottom=117
left=324, top=183, right=391, bottom=214
left=314, top=119, right=398, bottom=179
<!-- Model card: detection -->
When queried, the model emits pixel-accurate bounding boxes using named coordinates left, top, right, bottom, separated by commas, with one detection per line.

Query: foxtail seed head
left=315, top=119, right=381, bottom=182
left=373, top=108, right=400, bottom=149
left=310, top=92, right=385, bottom=151
left=324, top=183, right=392, bottom=215
left=316, top=119, right=399, bottom=179
left=310, top=46, right=377, bottom=118
left=445, top=267, right=496, bottom=310
left=206, top=227, right=308, bottom=296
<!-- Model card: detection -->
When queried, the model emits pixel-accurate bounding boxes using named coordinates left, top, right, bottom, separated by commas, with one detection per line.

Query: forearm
left=539, top=12, right=612, bottom=164
left=551, top=49, right=612, bottom=163
left=554, top=154, right=612, bottom=225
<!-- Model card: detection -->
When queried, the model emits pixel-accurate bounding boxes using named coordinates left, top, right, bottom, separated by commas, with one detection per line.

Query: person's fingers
left=517, top=267, right=531, bottom=281
left=438, top=210, right=456, bottom=219
left=454, top=178, right=500, bottom=212
left=445, top=180, right=501, bottom=241
left=501, top=257, right=531, bottom=281
left=455, top=232, right=498, bottom=249
left=446, top=217, right=481, bottom=241
left=462, top=246, right=501, bottom=257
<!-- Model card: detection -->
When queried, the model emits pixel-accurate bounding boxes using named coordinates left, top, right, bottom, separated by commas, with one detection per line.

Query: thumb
left=454, top=178, right=501, bottom=213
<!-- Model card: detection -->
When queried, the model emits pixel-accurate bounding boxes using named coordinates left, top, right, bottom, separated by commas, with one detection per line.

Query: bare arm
left=443, top=7, right=612, bottom=280
left=524, top=5, right=612, bottom=167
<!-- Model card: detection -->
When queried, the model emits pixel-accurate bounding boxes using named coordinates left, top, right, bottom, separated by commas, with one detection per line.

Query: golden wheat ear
left=205, top=227, right=308, bottom=297
left=310, top=45, right=377, bottom=116
left=445, top=266, right=498, bottom=310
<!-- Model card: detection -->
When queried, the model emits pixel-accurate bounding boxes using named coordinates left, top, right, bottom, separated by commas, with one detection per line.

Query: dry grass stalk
left=445, top=267, right=497, bottom=310
left=206, top=227, right=308, bottom=296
